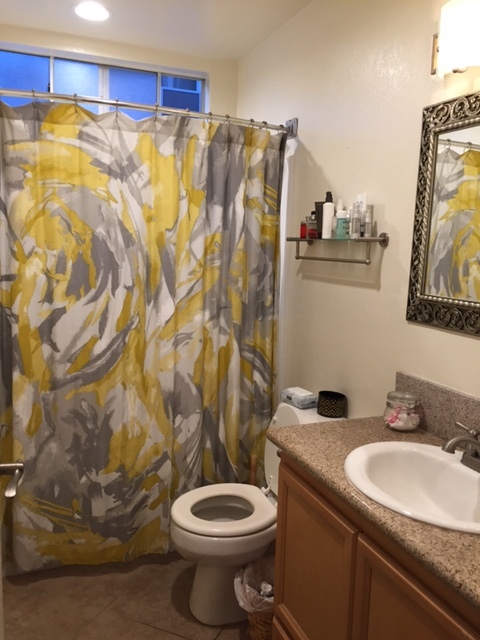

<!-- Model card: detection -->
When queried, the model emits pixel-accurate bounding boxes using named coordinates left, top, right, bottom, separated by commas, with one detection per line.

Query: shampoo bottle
left=321, top=191, right=335, bottom=239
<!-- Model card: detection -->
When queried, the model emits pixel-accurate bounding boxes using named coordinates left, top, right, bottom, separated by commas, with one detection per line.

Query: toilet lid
left=171, top=484, right=277, bottom=537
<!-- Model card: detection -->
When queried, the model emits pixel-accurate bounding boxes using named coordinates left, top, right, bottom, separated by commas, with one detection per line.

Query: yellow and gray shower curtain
left=427, top=145, right=480, bottom=300
left=0, top=101, right=286, bottom=572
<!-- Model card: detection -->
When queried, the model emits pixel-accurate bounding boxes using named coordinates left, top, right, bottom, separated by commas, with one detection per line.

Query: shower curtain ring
left=115, top=98, right=119, bottom=117
left=224, top=114, right=231, bottom=125
left=154, top=103, right=159, bottom=122
left=31, top=89, right=37, bottom=107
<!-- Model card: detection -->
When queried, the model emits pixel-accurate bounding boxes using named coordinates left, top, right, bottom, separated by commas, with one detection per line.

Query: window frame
left=0, top=43, right=209, bottom=115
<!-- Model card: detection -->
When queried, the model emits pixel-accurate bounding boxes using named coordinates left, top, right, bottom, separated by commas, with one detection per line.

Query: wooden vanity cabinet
left=273, top=462, right=357, bottom=640
left=352, top=535, right=478, bottom=640
left=273, top=456, right=480, bottom=640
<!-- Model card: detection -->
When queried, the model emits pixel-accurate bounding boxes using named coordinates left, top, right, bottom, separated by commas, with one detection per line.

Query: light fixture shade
left=74, top=1, right=110, bottom=22
left=437, top=0, right=480, bottom=76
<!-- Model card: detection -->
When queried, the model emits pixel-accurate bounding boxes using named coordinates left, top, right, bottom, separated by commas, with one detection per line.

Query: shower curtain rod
left=0, top=88, right=298, bottom=138
left=438, top=138, right=480, bottom=151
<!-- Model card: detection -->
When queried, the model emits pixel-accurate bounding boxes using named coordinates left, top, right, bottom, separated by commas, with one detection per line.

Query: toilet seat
left=171, top=483, right=277, bottom=537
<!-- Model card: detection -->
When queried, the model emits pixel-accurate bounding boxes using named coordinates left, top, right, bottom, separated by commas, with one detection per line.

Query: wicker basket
left=247, top=610, right=273, bottom=640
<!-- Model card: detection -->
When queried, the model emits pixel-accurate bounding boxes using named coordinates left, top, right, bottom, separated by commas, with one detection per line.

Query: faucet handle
left=455, top=421, right=480, bottom=439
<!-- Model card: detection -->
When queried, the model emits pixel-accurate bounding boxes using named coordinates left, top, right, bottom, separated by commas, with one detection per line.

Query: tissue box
left=280, top=387, right=317, bottom=409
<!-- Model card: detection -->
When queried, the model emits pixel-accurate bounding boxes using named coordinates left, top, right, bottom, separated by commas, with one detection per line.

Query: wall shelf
left=286, top=232, right=389, bottom=265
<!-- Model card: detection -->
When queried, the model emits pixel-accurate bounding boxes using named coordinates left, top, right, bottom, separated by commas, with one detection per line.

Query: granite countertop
left=267, top=416, right=480, bottom=609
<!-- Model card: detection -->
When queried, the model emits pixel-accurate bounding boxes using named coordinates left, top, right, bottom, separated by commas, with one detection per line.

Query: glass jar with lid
left=383, top=391, right=419, bottom=431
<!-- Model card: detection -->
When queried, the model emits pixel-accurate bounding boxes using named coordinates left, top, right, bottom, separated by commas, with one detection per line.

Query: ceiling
left=0, top=0, right=312, bottom=61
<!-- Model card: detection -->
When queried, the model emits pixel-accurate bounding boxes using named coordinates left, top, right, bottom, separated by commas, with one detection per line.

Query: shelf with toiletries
left=286, top=234, right=389, bottom=265
left=291, top=192, right=389, bottom=264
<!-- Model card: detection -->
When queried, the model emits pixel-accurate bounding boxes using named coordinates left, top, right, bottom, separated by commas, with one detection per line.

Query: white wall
left=238, top=0, right=480, bottom=417
left=0, top=25, right=238, bottom=116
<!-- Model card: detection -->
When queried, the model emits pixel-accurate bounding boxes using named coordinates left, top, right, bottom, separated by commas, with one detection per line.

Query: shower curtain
left=0, top=100, right=286, bottom=572
left=427, top=144, right=480, bottom=300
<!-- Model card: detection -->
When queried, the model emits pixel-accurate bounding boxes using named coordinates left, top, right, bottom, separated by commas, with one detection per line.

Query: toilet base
left=189, top=561, right=247, bottom=626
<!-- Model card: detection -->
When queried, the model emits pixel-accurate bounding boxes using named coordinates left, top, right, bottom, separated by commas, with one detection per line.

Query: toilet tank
left=264, top=402, right=338, bottom=496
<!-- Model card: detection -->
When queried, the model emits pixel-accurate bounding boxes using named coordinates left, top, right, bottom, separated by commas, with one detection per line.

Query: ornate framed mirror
left=407, top=92, right=480, bottom=336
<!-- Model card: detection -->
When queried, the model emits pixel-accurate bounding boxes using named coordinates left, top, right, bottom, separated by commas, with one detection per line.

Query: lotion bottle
left=335, top=200, right=347, bottom=239
left=321, top=191, right=335, bottom=239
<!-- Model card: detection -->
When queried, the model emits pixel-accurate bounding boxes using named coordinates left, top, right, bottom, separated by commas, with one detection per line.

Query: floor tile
left=4, top=590, right=107, bottom=640
left=72, top=608, right=188, bottom=640
left=109, top=559, right=221, bottom=640
left=2, top=553, right=251, bottom=640
left=215, top=621, right=249, bottom=640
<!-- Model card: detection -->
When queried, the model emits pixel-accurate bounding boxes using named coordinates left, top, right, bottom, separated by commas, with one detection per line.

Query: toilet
left=170, top=401, right=338, bottom=626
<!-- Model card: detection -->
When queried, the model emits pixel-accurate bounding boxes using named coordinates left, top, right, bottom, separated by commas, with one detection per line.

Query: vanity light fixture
left=74, top=1, right=110, bottom=22
left=432, top=0, right=480, bottom=76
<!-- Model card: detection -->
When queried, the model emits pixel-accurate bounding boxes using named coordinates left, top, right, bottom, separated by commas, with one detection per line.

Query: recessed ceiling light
left=74, top=1, right=110, bottom=22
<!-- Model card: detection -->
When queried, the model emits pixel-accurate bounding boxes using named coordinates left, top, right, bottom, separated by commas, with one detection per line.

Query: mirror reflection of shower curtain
left=0, top=101, right=286, bottom=572
left=427, top=143, right=480, bottom=300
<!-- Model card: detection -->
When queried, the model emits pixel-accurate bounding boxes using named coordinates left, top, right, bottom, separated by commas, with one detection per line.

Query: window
left=161, top=75, right=202, bottom=112
left=0, top=51, right=49, bottom=106
left=0, top=49, right=205, bottom=118
left=109, top=67, right=157, bottom=120
left=54, top=58, right=100, bottom=113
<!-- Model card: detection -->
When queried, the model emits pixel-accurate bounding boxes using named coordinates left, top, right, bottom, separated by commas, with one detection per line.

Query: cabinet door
left=275, top=463, right=357, bottom=640
left=352, top=535, right=479, bottom=640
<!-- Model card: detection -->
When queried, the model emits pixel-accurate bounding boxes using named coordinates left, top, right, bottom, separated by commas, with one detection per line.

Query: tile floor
left=3, top=552, right=249, bottom=640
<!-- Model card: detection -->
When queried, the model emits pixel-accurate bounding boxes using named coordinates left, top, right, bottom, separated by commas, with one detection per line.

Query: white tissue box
left=280, top=387, right=317, bottom=409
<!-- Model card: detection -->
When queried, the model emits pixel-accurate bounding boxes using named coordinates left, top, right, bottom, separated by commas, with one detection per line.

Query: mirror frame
left=407, top=91, right=480, bottom=337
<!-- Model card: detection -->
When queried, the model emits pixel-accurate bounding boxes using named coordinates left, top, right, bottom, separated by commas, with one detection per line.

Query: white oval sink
left=344, top=442, right=480, bottom=533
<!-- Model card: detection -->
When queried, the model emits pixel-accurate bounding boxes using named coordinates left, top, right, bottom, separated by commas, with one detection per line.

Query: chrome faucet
left=442, top=422, right=480, bottom=473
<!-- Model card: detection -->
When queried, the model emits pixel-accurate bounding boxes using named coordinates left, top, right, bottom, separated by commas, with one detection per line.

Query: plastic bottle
left=364, top=204, right=374, bottom=238
left=321, top=191, right=335, bottom=239
left=350, top=202, right=361, bottom=239
left=336, top=200, right=348, bottom=239
left=315, top=201, right=324, bottom=238
left=345, top=208, right=351, bottom=238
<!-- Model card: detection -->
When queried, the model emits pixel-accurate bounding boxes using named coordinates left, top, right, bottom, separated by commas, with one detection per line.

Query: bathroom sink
left=344, top=441, right=480, bottom=533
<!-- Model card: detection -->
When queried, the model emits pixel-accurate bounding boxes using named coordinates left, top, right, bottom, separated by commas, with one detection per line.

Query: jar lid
left=386, top=390, right=418, bottom=407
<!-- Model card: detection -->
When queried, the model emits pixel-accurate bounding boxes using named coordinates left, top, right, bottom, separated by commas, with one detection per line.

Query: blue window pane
left=109, top=67, right=156, bottom=120
left=161, top=88, right=201, bottom=112
left=161, top=73, right=202, bottom=112
left=161, top=75, right=200, bottom=92
left=0, top=50, right=49, bottom=106
left=54, top=59, right=99, bottom=114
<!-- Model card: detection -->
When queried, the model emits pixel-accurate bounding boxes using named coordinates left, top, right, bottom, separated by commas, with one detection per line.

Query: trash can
left=234, top=556, right=275, bottom=640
